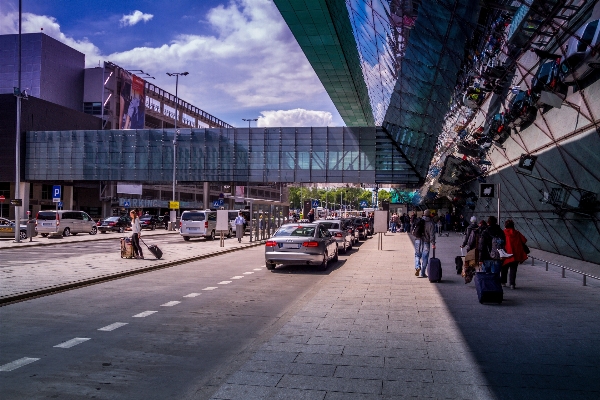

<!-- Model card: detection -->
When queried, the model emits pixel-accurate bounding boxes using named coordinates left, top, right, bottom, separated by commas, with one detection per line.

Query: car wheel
left=318, top=253, right=328, bottom=271
left=332, top=246, right=339, bottom=262
left=89, top=226, right=97, bottom=235
left=63, top=227, right=71, bottom=237
left=341, top=241, right=347, bottom=254
left=209, top=230, right=216, bottom=240
left=41, top=233, right=48, bottom=237
left=19, top=231, right=27, bottom=240
left=183, top=236, right=190, bottom=241
left=266, top=262, right=276, bottom=270
left=119, top=226, right=124, bottom=233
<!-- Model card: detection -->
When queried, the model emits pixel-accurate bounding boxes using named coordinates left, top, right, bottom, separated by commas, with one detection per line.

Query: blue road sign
left=212, top=199, right=224, bottom=207
left=123, top=201, right=131, bottom=207
left=360, top=200, right=369, bottom=208
left=52, top=185, right=61, bottom=200
left=57, top=201, right=63, bottom=208
left=312, top=200, right=320, bottom=208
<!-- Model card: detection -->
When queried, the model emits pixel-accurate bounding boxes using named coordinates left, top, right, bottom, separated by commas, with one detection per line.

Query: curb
left=0, top=240, right=265, bottom=306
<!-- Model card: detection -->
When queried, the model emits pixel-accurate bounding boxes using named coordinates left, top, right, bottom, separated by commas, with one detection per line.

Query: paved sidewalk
left=210, top=232, right=600, bottom=399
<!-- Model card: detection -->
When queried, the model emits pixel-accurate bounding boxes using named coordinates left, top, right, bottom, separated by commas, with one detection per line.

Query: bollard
left=531, top=257, right=535, bottom=266
left=562, top=267, right=565, bottom=278
left=583, top=274, right=587, bottom=286
left=545, top=261, right=548, bottom=271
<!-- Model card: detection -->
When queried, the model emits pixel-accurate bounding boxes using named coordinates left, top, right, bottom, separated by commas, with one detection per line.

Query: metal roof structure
left=274, top=0, right=481, bottom=185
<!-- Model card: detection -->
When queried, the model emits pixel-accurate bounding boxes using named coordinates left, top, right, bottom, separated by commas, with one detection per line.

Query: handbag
left=522, top=242, right=530, bottom=254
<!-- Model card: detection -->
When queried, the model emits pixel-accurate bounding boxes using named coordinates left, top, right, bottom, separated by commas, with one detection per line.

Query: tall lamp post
left=242, top=118, right=258, bottom=128
left=14, top=0, right=23, bottom=242
left=166, top=71, right=188, bottom=227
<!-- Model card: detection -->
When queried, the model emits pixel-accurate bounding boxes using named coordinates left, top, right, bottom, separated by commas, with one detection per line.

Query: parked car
left=98, top=216, right=131, bottom=233
left=341, top=218, right=359, bottom=244
left=0, top=217, right=34, bottom=240
left=531, top=58, right=562, bottom=94
left=353, top=217, right=368, bottom=240
left=319, top=219, right=351, bottom=253
left=560, top=19, right=600, bottom=84
left=36, top=210, right=98, bottom=237
left=506, top=90, right=537, bottom=128
left=488, top=113, right=511, bottom=143
left=139, top=215, right=160, bottom=230
left=265, top=222, right=338, bottom=271
left=179, top=210, right=217, bottom=241
left=362, top=217, right=374, bottom=236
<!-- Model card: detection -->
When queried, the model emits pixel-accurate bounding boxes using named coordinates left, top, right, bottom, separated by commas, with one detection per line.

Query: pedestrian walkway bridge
left=25, top=126, right=429, bottom=186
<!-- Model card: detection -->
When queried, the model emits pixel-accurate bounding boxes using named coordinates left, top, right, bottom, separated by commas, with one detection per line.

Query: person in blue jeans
left=413, top=210, right=436, bottom=278
left=478, top=215, right=506, bottom=275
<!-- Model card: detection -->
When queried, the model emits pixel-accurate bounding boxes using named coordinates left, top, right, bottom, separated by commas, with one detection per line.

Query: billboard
left=118, top=69, right=145, bottom=129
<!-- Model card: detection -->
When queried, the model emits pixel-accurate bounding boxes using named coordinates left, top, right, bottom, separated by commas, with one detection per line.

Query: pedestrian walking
left=163, top=211, right=170, bottom=230
left=234, top=212, right=246, bottom=243
left=462, top=220, right=486, bottom=283
left=409, top=213, right=416, bottom=234
left=461, top=216, right=478, bottom=250
left=501, top=219, right=528, bottom=289
left=308, top=209, right=315, bottom=222
left=478, top=216, right=507, bottom=275
left=402, top=213, right=409, bottom=233
left=413, top=210, right=436, bottom=278
left=391, top=213, right=398, bottom=233
left=129, top=210, right=144, bottom=259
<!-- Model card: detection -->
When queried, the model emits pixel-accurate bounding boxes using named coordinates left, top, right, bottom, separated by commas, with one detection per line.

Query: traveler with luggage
left=412, top=210, right=436, bottom=278
left=163, top=211, right=170, bottom=230
left=477, top=216, right=507, bottom=275
left=501, top=219, right=528, bottom=289
left=461, top=216, right=478, bottom=250
left=129, top=210, right=144, bottom=259
left=462, top=220, right=486, bottom=283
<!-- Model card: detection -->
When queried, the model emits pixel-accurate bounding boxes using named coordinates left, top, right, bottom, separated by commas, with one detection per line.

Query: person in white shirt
left=234, top=212, right=246, bottom=243
left=130, top=210, right=144, bottom=259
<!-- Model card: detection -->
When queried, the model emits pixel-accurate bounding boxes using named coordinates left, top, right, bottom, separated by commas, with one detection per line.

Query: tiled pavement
left=210, top=231, right=600, bottom=399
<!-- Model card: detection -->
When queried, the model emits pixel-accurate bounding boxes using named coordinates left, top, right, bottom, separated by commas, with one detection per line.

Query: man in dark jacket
left=478, top=216, right=506, bottom=274
left=461, top=216, right=478, bottom=251
left=414, top=210, right=436, bottom=278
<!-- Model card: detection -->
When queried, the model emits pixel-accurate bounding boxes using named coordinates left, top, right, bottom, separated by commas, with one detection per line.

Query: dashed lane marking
left=54, top=338, right=91, bottom=349
left=253, top=268, right=263, bottom=271
left=202, top=287, right=218, bottom=291
left=133, top=311, right=158, bottom=318
left=0, top=357, right=39, bottom=372
left=218, top=281, right=232, bottom=285
left=243, top=272, right=254, bottom=275
left=230, top=276, right=244, bottom=279
left=161, top=301, right=181, bottom=307
left=98, top=322, right=128, bottom=331
left=183, top=293, right=201, bottom=297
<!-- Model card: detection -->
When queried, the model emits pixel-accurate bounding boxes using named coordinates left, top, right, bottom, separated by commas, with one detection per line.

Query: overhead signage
left=479, top=183, right=496, bottom=198
left=312, top=200, right=320, bottom=208
left=119, top=198, right=203, bottom=209
left=169, top=201, right=180, bottom=210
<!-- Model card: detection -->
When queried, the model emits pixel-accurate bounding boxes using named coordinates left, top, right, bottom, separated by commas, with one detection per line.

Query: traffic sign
left=58, top=201, right=63, bottom=208
left=479, top=183, right=496, bottom=198
left=10, top=199, right=22, bottom=206
left=52, top=185, right=61, bottom=200
left=169, top=201, right=180, bottom=210
left=0, top=195, right=5, bottom=202
left=360, top=200, right=369, bottom=208
left=123, top=201, right=131, bottom=208
left=212, top=199, right=224, bottom=208
left=311, top=200, right=320, bottom=208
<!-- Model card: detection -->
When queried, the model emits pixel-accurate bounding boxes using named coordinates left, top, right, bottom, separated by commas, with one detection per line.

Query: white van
left=36, top=210, right=98, bottom=237
left=180, top=210, right=217, bottom=241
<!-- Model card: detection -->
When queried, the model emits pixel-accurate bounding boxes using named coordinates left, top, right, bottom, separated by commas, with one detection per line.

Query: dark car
left=341, top=218, right=359, bottom=244
left=506, top=90, right=537, bottom=128
left=531, top=59, right=562, bottom=94
left=353, top=217, right=368, bottom=240
left=98, top=216, right=131, bottom=233
left=488, top=113, right=511, bottom=143
left=139, top=215, right=159, bottom=230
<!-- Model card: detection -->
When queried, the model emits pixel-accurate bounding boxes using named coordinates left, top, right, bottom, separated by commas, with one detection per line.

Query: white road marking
left=133, top=311, right=158, bottom=318
left=218, top=281, right=232, bottom=284
left=243, top=272, right=254, bottom=275
left=202, top=287, right=218, bottom=291
left=253, top=268, right=263, bottom=271
left=98, top=322, right=128, bottom=331
left=230, top=276, right=244, bottom=279
left=161, top=301, right=181, bottom=307
left=54, top=338, right=91, bottom=349
left=183, top=293, right=201, bottom=298
left=0, top=357, right=39, bottom=372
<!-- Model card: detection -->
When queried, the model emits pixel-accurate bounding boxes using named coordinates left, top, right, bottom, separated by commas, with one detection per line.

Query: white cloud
left=120, top=10, right=154, bottom=27
left=257, top=109, right=334, bottom=127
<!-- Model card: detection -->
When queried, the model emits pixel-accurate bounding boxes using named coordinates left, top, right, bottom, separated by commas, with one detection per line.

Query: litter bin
left=27, top=219, right=36, bottom=241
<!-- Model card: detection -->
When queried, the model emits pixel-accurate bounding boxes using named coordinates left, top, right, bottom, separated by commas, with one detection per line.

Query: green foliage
left=288, top=186, right=376, bottom=210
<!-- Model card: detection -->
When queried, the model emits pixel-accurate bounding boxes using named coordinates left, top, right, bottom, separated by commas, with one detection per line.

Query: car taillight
left=109, top=222, right=115, bottom=226
left=335, top=233, right=342, bottom=237
left=205, top=221, right=208, bottom=228
left=265, top=241, right=277, bottom=247
left=302, top=241, right=319, bottom=247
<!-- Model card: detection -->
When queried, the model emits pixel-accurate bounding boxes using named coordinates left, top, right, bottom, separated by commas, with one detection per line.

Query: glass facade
left=26, top=127, right=405, bottom=184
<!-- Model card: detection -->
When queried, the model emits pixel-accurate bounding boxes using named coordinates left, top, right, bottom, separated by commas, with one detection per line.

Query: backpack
left=488, top=234, right=506, bottom=260
left=412, top=218, right=425, bottom=238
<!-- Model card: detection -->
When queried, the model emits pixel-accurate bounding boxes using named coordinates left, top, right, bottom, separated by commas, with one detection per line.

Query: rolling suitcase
left=120, top=237, right=134, bottom=259
left=474, top=272, right=503, bottom=304
left=428, top=248, right=442, bottom=283
left=140, top=237, right=163, bottom=259
left=456, top=248, right=464, bottom=275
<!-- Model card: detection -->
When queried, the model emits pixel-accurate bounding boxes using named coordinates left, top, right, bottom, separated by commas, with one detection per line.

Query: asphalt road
left=0, top=242, right=358, bottom=399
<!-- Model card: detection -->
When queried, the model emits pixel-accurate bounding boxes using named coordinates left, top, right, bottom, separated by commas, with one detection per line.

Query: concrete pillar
left=64, top=186, right=74, bottom=210
left=21, top=182, right=30, bottom=220
left=203, top=182, right=209, bottom=210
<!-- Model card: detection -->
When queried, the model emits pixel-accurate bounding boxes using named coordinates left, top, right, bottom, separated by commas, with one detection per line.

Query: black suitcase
left=455, top=255, right=463, bottom=275
left=474, top=272, right=503, bottom=304
left=140, top=238, right=163, bottom=259
left=428, top=248, right=442, bottom=283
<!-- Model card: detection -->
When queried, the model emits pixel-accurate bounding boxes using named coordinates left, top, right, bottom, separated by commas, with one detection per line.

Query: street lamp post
left=166, top=71, right=188, bottom=227
left=242, top=118, right=258, bottom=128
left=14, top=0, right=22, bottom=242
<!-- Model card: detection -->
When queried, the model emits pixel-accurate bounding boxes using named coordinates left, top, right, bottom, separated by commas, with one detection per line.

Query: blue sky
left=1, top=0, right=344, bottom=127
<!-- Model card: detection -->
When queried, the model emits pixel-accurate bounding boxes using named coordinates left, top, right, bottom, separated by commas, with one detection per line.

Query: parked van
left=36, top=210, right=98, bottom=237
left=179, top=210, right=217, bottom=241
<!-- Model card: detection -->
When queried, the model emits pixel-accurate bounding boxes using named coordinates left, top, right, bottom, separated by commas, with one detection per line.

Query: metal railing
left=530, top=256, right=600, bottom=286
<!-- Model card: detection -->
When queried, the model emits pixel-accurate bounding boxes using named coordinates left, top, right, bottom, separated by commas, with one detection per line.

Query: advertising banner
left=118, top=69, right=146, bottom=129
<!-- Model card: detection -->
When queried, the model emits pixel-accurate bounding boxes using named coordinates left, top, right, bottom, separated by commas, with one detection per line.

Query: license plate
left=281, top=243, right=300, bottom=249
left=188, top=227, right=199, bottom=231
left=43, top=223, right=52, bottom=226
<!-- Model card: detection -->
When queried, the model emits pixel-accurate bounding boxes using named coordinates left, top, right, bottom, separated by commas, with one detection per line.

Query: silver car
left=265, top=223, right=338, bottom=271
left=319, top=220, right=351, bottom=253
left=0, top=217, right=34, bottom=240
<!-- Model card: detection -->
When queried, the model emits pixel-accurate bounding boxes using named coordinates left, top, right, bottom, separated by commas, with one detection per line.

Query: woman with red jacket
left=502, top=219, right=528, bottom=289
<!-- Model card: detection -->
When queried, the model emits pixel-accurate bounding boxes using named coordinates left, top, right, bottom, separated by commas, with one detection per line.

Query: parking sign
left=52, top=185, right=61, bottom=202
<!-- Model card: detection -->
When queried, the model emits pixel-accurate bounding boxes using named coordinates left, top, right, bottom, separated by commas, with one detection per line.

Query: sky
left=0, top=0, right=345, bottom=127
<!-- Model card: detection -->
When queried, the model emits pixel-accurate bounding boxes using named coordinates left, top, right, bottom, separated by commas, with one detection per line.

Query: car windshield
left=182, top=212, right=205, bottom=221
left=273, top=226, right=316, bottom=237
left=538, top=62, right=552, bottom=77
left=37, top=212, right=56, bottom=220
left=320, top=222, right=340, bottom=229
left=140, top=216, right=153, bottom=221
